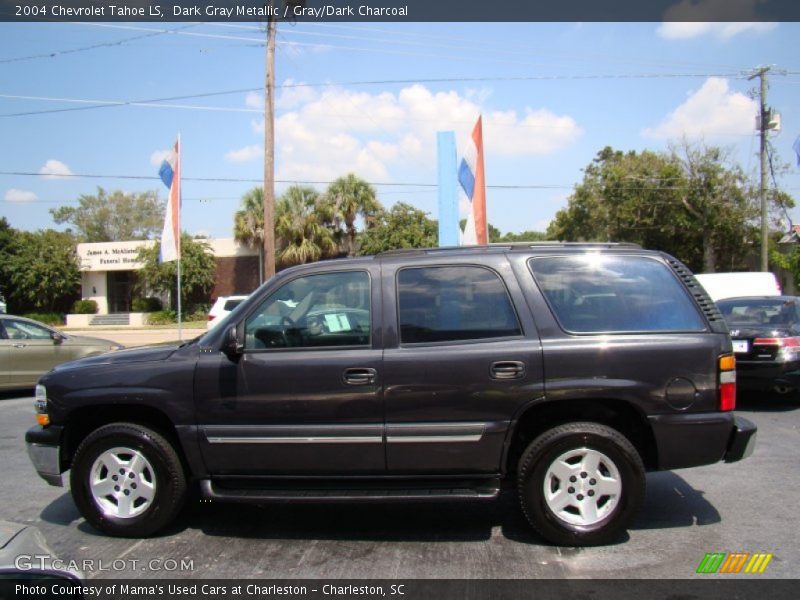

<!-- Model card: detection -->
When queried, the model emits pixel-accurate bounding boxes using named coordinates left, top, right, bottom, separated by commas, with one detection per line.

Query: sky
left=1, top=21, right=799, bottom=241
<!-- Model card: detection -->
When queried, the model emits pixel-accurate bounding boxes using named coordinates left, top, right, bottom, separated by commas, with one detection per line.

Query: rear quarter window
left=529, top=255, right=707, bottom=334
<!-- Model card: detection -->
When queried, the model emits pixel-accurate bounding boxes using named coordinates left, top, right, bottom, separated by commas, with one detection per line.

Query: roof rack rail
left=376, top=241, right=641, bottom=258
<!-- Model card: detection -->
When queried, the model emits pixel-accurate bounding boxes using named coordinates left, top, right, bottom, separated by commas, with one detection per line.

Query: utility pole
left=262, top=6, right=276, bottom=281
left=748, top=66, right=771, bottom=272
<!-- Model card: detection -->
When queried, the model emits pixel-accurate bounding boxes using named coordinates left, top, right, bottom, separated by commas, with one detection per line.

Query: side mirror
left=50, top=332, right=65, bottom=345
left=221, top=325, right=244, bottom=359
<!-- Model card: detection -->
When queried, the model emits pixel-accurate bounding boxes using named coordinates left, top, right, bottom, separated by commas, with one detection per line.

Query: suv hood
left=53, top=343, right=180, bottom=370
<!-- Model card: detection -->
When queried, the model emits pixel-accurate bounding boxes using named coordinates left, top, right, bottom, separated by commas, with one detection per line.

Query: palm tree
left=275, top=186, right=337, bottom=267
left=320, top=173, right=382, bottom=256
left=233, top=187, right=265, bottom=283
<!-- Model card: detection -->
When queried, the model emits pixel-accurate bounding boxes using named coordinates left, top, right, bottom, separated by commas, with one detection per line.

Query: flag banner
left=793, top=135, right=800, bottom=168
left=457, top=115, right=487, bottom=245
left=159, top=137, right=181, bottom=263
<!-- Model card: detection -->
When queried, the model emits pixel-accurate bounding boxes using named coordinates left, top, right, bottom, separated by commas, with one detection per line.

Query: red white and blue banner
left=158, top=137, right=181, bottom=263
left=457, top=116, right=488, bottom=245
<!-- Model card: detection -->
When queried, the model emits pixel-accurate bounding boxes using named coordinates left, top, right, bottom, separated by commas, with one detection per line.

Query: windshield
left=717, top=298, right=799, bottom=328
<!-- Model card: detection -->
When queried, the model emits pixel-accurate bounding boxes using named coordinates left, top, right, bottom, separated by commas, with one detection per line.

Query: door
left=381, top=260, right=544, bottom=474
left=0, top=320, right=10, bottom=387
left=107, top=271, right=136, bottom=313
left=2, top=318, right=61, bottom=388
left=194, top=267, right=385, bottom=476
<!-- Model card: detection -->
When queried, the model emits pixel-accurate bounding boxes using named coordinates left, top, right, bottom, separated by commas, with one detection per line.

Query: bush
left=146, top=310, right=177, bottom=325
left=23, top=312, right=65, bottom=326
left=72, top=299, right=98, bottom=314
left=185, top=304, right=210, bottom=322
left=131, top=297, right=163, bottom=312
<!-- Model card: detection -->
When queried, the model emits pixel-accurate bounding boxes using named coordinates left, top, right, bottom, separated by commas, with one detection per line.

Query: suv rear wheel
left=517, top=422, right=645, bottom=546
left=70, top=423, right=186, bottom=537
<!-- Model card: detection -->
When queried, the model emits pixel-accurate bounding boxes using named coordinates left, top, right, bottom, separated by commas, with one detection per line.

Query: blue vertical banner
left=437, top=131, right=459, bottom=247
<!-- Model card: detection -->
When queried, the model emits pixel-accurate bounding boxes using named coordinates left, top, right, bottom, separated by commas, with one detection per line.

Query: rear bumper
left=736, top=360, right=800, bottom=392
left=648, top=412, right=756, bottom=470
left=25, top=425, right=64, bottom=487
left=724, top=416, right=757, bottom=463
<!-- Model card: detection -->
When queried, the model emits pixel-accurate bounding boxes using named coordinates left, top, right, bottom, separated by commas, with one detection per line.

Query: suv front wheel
left=70, top=423, right=187, bottom=537
left=517, top=422, right=645, bottom=546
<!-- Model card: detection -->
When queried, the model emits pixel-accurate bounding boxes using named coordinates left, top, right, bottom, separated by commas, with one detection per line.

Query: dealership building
left=69, top=238, right=259, bottom=326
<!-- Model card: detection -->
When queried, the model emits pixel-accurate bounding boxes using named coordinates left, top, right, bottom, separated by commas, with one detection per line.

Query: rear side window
left=223, top=299, right=244, bottom=311
left=529, top=255, right=706, bottom=334
left=397, top=265, right=521, bottom=344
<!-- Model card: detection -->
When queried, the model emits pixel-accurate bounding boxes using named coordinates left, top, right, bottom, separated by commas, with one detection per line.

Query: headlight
left=34, top=384, right=49, bottom=426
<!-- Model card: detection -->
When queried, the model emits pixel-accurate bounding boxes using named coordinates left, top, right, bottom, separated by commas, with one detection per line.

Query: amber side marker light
left=36, top=414, right=50, bottom=426
left=719, top=354, right=736, bottom=411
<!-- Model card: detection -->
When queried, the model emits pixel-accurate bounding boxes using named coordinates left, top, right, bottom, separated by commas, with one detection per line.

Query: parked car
left=716, top=295, right=800, bottom=397
left=206, top=295, right=249, bottom=330
left=26, top=244, right=755, bottom=546
left=695, top=272, right=781, bottom=302
left=0, top=521, right=83, bottom=587
left=0, top=315, right=122, bottom=391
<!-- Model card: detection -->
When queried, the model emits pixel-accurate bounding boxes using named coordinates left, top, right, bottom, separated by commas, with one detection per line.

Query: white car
left=206, top=295, right=249, bottom=330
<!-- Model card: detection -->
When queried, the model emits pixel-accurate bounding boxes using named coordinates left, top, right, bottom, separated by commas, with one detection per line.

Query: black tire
left=70, top=422, right=187, bottom=537
left=517, top=422, right=645, bottom=546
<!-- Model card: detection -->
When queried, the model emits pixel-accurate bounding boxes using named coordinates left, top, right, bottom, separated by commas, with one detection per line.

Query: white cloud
left=38, top=159, right=73, bottom=179
left=225, top=145, right=263, bottom=163
left=248, top=83, right=582, bottom=184
left=149, top=149, right=171, bottom=167
left=4, top=188, right=38, bottom=203
left=657, top=21, right=777, bottom=40
left=245, top=91, right=263, bottom=109
left=642, top=77, right=757, bottom=140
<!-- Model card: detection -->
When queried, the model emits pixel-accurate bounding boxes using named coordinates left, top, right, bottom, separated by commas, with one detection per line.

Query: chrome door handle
left=13, top=343, right=26, bottom=349
left=490, top=361, right=525, bottom=380
left=343, top=368, right=377, bottom=386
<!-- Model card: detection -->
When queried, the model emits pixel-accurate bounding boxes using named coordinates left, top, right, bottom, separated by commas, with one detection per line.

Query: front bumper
left=25, top=425, right=64, bottom=487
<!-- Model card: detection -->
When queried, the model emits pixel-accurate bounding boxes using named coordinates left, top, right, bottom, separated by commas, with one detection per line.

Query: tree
left=548, top=144, right=760, bottom=272
left=136, top=234, right=216, bottom=309
left=4, top=229, right=80, bottom=312
left=320, top=174, right=382, bottom=256
left=0, top=217, right=15, bottom=302
left=275, top=185, right=337, bottom=267
left=51, top=187, right=165, bottom=242
left=672, top=141, right=760, bottom=272
left=357, top=203, right=438, bottom=255
left=233, top=187, right=265, bottom=283
left=497, top=230, right=549, bottom=242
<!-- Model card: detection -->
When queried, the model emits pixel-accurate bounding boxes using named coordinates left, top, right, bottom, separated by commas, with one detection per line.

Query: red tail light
left=207, top=315, right=215, bottom=321
left=718, top=354, right=736, bottom=411
left=753, top=337, right=800, bottom=347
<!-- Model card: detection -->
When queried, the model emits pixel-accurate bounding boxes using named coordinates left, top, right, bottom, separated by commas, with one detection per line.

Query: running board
left=199, top=479, right=501, bottom=503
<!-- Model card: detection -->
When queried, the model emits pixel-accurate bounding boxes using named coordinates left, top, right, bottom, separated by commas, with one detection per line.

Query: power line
left=4, top=170, right=796, bottom=193
left=0, top=25, right=197, bottom=65
left=1, top=70, right=760, bottom=120
left=76, top=23, right=756, bottom=74
left=212, top=22, right=748, bottom=72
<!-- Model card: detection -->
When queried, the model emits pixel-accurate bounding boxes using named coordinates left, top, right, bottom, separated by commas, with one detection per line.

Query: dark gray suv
left=26, top=243, right=755, bottom=546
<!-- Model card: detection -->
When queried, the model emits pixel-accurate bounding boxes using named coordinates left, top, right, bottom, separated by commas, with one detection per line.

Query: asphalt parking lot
left=1, top=392, right=797, bottom=580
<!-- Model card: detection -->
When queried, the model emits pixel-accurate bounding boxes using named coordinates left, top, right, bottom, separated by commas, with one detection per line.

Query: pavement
left=65, top=328, right=207, bottom=347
